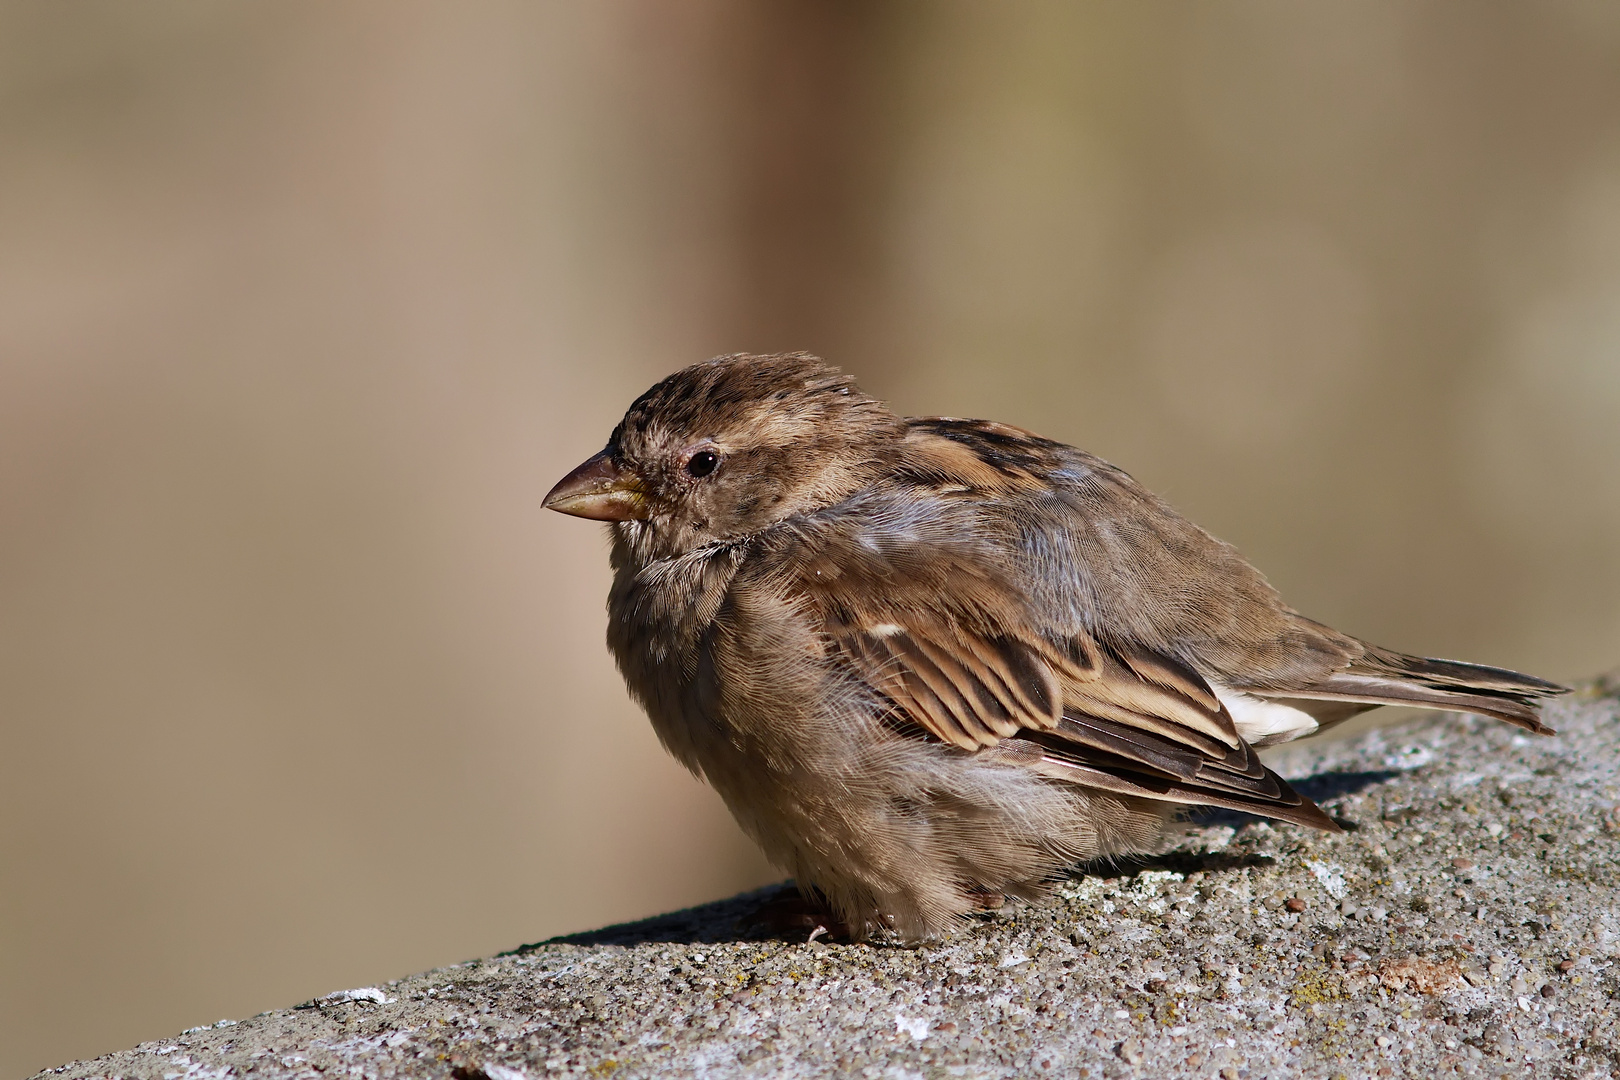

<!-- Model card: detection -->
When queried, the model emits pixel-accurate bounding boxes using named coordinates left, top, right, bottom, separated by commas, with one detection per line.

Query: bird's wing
left=892, top=418, right=1567, bottom=737
left=831, top=603, right=1336, bottom=832
left=777, top=502, right=1339, bottom=832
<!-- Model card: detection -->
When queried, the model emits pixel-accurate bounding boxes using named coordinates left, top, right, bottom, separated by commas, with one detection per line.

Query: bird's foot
left=966, top=887, right=1007, bottom=911
left=742, top=887, right=857, bottom=943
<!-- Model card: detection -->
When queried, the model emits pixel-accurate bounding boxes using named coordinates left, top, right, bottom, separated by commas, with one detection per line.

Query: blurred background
left=4, top=1, right=1619, bottom=1072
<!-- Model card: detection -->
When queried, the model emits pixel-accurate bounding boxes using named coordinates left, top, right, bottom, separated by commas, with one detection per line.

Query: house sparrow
left=544, top=352, right=1566, bottom=941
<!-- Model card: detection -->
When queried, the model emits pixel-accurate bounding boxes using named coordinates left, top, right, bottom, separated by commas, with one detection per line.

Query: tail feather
left=1360, top=649, right=1568, bottom=697
left=1259, top=647, right=1568, bottom=736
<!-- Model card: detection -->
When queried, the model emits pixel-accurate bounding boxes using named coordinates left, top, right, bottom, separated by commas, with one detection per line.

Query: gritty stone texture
left=37, top=683, right=1620, bottom=1080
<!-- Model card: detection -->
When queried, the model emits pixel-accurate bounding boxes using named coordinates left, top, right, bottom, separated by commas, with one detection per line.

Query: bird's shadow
left=1086, top=769, right=1396, bottom=878
left=510, top=768, right=1398, bottom=950
left=506, top=883, right=800, bottom=951
left=1292, top=768, right=1399, bottom=807
left=1192, top=768, right=1397, bottom=830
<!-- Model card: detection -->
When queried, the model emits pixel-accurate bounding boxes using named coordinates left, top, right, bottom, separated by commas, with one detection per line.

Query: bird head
left=544, top=353, right=903, bottom=559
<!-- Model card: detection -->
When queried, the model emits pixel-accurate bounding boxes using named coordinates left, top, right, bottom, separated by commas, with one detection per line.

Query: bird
left=543, top=352, right=1567, bottom=941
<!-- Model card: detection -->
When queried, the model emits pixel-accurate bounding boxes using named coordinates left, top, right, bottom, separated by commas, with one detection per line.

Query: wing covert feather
left=782, top=511, right=1337, bottom=831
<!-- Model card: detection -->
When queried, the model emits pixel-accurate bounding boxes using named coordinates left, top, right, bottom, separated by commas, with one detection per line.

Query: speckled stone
left=36, top=683, right=1620, bottom=1080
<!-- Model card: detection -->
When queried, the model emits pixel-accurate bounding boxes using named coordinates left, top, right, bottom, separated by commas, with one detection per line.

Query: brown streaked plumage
left=545, top=352, right=1567, bottom=941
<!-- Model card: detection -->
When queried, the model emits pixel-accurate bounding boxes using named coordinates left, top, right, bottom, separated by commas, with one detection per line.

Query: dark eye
left=685, top=450, right=720, bottom=478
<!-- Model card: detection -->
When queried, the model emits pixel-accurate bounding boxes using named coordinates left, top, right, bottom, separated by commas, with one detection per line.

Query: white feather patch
left=1210, top=683, right=1319, bottom=746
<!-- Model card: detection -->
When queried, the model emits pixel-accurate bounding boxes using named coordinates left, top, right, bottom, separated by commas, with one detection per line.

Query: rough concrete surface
left=35, top=683, right=1620, bottom=1080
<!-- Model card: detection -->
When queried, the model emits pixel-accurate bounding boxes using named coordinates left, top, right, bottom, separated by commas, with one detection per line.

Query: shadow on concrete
left=1165, top=768, right=1399, bottom=836
left=511, top=884, right=797, bottom=950
left=1292, top=768, right=1401, bottom=806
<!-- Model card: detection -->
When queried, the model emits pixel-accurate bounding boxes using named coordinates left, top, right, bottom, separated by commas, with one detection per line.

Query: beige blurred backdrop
left=4, top=2, right=1620, bottom=1073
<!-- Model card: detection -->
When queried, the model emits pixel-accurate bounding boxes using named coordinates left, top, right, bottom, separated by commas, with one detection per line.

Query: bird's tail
left=1258, top=647, right=1568, bottom=735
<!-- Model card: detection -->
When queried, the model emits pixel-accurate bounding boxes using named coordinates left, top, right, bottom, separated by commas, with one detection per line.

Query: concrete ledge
left=36, top=686, right=1620, bottom=1079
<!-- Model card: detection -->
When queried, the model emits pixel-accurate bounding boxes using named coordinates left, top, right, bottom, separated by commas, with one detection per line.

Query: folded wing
left=813, top=564, right=1340, bottom=832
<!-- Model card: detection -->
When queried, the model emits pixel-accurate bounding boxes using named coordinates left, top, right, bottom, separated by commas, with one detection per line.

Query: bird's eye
left=685, top=450, right=720, bottom=478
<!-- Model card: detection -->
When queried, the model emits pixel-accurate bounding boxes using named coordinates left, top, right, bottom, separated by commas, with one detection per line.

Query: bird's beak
left=543, top=450, right=650, bottom=521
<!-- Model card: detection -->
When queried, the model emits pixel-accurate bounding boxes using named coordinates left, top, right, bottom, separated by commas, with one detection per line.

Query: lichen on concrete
left=36, top=687, right=1620, bottom=1079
